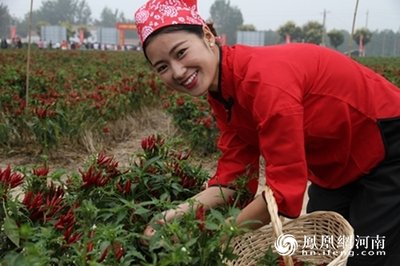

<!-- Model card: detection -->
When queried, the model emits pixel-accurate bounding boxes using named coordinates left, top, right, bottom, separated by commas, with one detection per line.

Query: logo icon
left=275, top=234, right=298, bottom=256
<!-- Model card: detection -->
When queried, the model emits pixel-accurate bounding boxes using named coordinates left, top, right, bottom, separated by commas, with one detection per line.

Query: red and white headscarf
left=134, top=0, right=205, bottom=45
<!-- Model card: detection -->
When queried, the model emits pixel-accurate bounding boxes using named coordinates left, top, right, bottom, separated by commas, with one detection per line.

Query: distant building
left=96, top=27, right=119, bottom=45
left=236, top=31, right=266, bottom=46
left=236, top=30, right=281, bottom=46
left=41, top=25, right=67, bottom=44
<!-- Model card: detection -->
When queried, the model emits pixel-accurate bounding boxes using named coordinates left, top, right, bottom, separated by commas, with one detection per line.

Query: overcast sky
left=3, top=0, right=400, bottom=32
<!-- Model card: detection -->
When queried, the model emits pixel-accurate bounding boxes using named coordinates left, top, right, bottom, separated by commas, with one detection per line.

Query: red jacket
left=207, top=43, right=400, bottom=218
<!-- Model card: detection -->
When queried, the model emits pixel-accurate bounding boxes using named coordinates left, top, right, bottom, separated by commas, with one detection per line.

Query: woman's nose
left=171, top=61, right=186, bottom=80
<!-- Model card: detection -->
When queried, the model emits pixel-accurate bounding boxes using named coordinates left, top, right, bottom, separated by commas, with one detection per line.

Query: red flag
left=79, top=29, right=84, bottom=44
left=10, top=26, right=17, bottom=39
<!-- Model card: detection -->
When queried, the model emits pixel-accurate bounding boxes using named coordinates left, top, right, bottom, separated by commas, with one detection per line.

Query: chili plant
left=0, top=135, right=254, bottom=265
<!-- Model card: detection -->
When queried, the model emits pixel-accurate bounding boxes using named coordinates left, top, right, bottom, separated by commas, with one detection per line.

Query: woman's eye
left=177, top=48, right=187, bottom=58
left=156, top=65, right=167, bottom=73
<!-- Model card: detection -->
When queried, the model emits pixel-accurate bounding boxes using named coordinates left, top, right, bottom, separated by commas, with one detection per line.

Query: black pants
left=307, top=118, right=400, bottom=266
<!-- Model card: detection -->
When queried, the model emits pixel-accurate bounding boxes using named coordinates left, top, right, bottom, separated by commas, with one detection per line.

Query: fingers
left=144, top=225, right=156, bottom=237
left=141, top=220, right=165, bottom=246
left=140, top=225, right=155, bottom=246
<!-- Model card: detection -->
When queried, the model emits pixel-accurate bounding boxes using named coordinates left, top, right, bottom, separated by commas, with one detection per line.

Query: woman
left=135, top=1, right=400, bottom=265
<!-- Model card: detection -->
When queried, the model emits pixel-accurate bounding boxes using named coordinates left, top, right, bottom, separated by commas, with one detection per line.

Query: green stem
left=2, top=198, right=9, bottom=220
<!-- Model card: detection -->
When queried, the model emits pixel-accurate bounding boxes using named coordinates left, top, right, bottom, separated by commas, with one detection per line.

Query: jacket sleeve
left=254, top=85, right=308, bottom=218
left=207, top=109, right=260, bottom=195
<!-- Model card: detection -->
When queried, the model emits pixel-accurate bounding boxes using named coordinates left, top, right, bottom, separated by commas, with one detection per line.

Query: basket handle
left=263, top=186, right=294, bottom=266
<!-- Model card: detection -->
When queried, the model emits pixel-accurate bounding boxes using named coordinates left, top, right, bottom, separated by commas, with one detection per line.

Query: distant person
left=61, top=40, right=68, bottom=50
left=38, top=40, right=44, bottom=49
left=0, top=38, right=8, bottom=49
left=16, top=38, right=22, bottom=49
left=135, top=0, right=400, bottom=265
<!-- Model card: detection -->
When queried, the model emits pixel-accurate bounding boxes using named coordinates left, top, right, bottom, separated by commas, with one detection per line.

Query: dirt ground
left=0, top=108, right=176, bottom=171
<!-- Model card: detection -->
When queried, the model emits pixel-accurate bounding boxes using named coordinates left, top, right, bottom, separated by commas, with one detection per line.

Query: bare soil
left=0, top=108, right=203, bottom=172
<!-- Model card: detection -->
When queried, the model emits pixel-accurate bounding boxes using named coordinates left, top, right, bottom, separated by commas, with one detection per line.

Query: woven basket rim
left=226, top=186, right=354, bottom=266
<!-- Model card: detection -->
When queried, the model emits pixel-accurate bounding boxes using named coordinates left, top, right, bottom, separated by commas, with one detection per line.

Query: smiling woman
left=144, top=25, right=219, bottom=96
left=135, top=1, right=400, bottom=265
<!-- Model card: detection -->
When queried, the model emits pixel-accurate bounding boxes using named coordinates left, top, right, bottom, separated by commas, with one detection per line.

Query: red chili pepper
left=32, top=166, right=49, bottom=177
left=97, top=152, right=112, bottom=166
left=116, top=181, right=124, bottom=193
left=195, top=205, right=206, bottom=231
left=86, top=241, right=94, bottom=253
left=124, top=180, right=131, bottom=194
left=80, top=166, right=108, bottom=188
left=97, top=245, right=110, bottom=263
left=55, top=208, right=75, bottom=230
left=176, top=96, right=185, bottom=106
left=22, top=191, right=34, bottom=206
left=96, top=152, right=120, bottom=178
left=23, top=192, right=45, bottom=222
left=34, top=107, right=47, bottom=119
left=0, top=165, right=24, bottom=189
left=67, top=231, right=83, bottom=245
left=63, top=226, right=73, bottom=240
left=113, top=242, right=124, bottom=262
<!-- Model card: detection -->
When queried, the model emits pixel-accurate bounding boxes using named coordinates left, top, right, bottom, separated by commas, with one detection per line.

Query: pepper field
left=0, top=49, right=399, bottom=265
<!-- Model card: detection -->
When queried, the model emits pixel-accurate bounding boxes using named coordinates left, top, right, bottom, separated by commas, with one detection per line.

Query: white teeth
left=183, top=72, right=197, bottom=86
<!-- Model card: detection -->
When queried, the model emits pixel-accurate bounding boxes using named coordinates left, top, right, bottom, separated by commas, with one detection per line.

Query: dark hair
left=142, top=23, right=218, bottom=61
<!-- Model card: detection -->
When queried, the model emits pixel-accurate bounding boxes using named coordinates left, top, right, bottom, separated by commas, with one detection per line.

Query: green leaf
left=2, top=252, right=31, bottom=266
left=118, top=198, right=136, bottom=208
left=4, top=216, right=20, bottom=247
left=49, top=168, right=67, bottom=181
left=257, top=246, right=280, bottom=266
left=209, top=208, right=226, bottom=223
left=205, top=221, right=220, bottom=231
left=129, top=249, right=147, bottom=261
left=134, top=206, right=151, bottom=216
left=185, top=237, right=198, bottom=247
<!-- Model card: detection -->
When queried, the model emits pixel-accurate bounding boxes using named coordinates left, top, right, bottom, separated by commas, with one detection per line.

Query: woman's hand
left=141, top=187, right=235, bottom=244
left=141, top=225, right=155, bottom=246
left=141, top=220, right=164, bottom=245
left=143, top=224, right=156, bottom=238
left=235, top=194, right=271, bottom=230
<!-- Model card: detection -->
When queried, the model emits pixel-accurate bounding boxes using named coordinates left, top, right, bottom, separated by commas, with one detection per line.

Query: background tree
left=75, top=0, right=92, bottom=25
left=302, top=21, right=324, bottom=44
left=327, top=29, right=345, bottom=49
left=95, top=7, right=126, bottom=27
left=35, top=0, right=90, bottom=25
left=366, top=29, right=398, bottom=56
left=264, top=30, right=281, bottom=45
left=209, top=0, right=243, bottom=45
left=8, top=0, right=91, bottom=38
left=277, top=21, right=303, bottom=43
left=0, top=3, right=12, bottom=38
left=353, top=27, right=373, bottom=48
left=239, top=24, right=256, bottom=31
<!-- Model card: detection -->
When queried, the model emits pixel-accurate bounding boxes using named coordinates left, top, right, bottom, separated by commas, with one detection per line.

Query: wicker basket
left=226, top=186, right=354, bottom=266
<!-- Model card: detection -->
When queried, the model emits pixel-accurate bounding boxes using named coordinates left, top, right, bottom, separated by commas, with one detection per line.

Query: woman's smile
left=182, top=71, right=198, bottom=90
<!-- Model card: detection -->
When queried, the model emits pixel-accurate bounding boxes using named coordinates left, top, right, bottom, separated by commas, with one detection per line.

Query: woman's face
left=145, top=27, right=219, bottom=97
